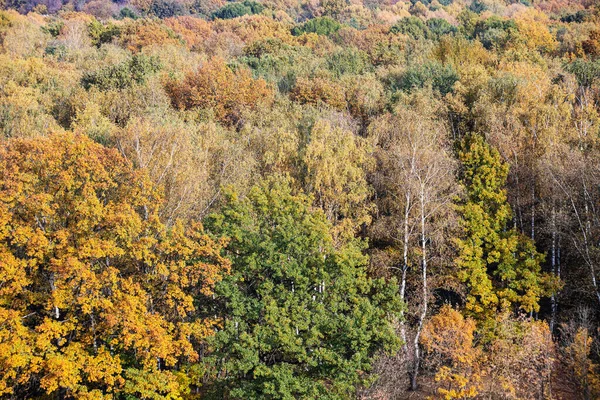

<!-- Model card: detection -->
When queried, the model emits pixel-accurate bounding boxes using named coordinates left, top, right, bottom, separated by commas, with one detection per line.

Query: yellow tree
left=301, top=119, right=374, bottom=242
left=0, top=132, right=230, bottom=399
left=421, top=305, right=481, bottom=400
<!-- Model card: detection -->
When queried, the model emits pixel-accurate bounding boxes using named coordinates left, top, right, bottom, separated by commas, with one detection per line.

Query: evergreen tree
left=454, top=134, right=556, bottom=329
left=202, top=177, right=402, bottom=399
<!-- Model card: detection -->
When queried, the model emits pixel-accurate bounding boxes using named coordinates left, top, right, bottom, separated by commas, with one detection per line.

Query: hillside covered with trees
left=0, top=0, right=600, bottom=398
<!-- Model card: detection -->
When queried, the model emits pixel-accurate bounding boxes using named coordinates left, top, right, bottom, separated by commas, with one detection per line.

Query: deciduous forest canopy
left=0, top=0, right=599, bottom=398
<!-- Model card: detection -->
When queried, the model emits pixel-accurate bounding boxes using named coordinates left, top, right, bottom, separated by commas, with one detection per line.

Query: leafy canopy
left=454, top=134, right=557, bottom=331
left=0, top=132, right=230, bottom=398
left=202, top=177, right=403, bottom=399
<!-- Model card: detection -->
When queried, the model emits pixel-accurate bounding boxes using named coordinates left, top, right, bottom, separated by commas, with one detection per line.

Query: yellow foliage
left=0, top=132, right=230, bottom=397
left=290, top=77, right=346, bottom=110
left=514, top=9, right=557, bottom=53
left=303, top=119, right=374, bottom=241
left=421, top=306, right=481, bottom=399
left=565, top=328, right=600, bottom=398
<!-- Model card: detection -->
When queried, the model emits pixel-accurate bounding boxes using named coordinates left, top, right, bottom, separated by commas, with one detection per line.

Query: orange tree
left=166, top=57, right=274, bottom=127
left=0, top=132, right=230, bottom=399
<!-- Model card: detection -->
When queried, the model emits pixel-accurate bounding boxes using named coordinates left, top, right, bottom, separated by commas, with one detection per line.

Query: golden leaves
left=0, top=132, right=229, bottom=397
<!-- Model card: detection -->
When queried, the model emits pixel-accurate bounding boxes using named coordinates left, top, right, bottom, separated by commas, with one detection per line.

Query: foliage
left=392, top=61, right=458, bottom=96
left=292, top=16, right=341, bottom=36
left=202, top=177, right=403, bottom=399
left=426, top=18, right=457, bottom=39
left=82, top=54, right=161, bottom=90
left=473, top=16, right=518, bottom=50
left=0, top=1, right=595, bottom=397
left=390, top=17, right=430, bottom=40
left=88, top=19, right=121, bottom=47
left=565, top=59, right=600, bottom=88
left=211, top=0, right=264, bottom=19
left=421, top=306, right=481, bottom=399
left=483, top=314, right=556, bottom=398
left=301, top=120, right=374, bottom=240
left=0, top=132, right=230, bottom=398
left=166, top=57, right=274, bottom=126
left=150, top=0, right=187, bottom=18
left=326, top=47, right=371, bottom=77
left=563, top=328, right=600, bottom=399
left=290, top=77, right=346, bottom=109
left=454, top=134, right=556, bottom=328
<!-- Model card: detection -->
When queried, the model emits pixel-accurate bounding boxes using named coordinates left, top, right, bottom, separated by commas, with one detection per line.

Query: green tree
left=211, top=0, right=264, bottom=19
left=81, top=54, right=162, bottom=91
left=202, top=177, right=402, bottom=399
left=291, top=16, right=341, bottom=36
left=455, top=134, right=556, bottom=330
left=393, top=61, right=458, bottom=96
left=390, top=17, right=430, bottom=40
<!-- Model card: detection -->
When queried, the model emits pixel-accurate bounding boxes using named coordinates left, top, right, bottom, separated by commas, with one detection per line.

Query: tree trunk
left=410, top=187, right=428, bottom=391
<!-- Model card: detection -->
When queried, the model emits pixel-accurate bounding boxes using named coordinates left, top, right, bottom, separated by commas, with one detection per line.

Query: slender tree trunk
left=399, top=193, right=410, bottom=356
left=531, top=184, right=535, bottom=240
left=409, top=187, right=428, bottom=391
left=550, top=206, right=557, bottom=333
left=49, top=273, right=59, bottom=319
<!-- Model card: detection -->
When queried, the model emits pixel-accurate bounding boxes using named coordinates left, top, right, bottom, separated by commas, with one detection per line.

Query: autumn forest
left=0, top=0, right=599, bottom=398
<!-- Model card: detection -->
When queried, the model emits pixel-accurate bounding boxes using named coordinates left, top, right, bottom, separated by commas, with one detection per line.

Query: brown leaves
left=166, top=57, right=274, bottom=126
left=290, top=77, right=346, bottom=110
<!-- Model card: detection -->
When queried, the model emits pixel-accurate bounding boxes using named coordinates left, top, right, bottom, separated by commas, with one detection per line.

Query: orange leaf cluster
left=0, top=132, right=229, bottom=398
left=166, top=57, right=274, bottom=126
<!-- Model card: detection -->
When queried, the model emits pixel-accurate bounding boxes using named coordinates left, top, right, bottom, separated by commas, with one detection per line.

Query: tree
left=421, top=305, right=481, bottom=400
left=483, top=314, right=556, bottom=398
left=562, top=327, right=600, bottom=399
left=369, top=98, right=458, bottom=391
left=150, top=0, right=187, bottom=18
left=291, top=16, right=341, bottom=36
left=390, top=17, right=431, bottom=40
left=0, top=132, right=230, bottom=398
left=166, top=57, right=274, bottom=127
left=81, top=54, right=162, bottom=91
left=455, top=134, right=556, bottom=330
left=290, top=78, right=346, bottom=110
left=392, top=62, right=459, bottom=96
left=202, top=176, right=403, bottom=399
left=301, top=120, right=374, bottom=242
left=211, top=0, right=264, bottom=20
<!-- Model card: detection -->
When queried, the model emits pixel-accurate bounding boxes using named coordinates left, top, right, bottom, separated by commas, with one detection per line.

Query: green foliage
left=469, top=0, right=487, bottom=13
left=211, top=0, right=264, bottom=19
left=454, top=134, right=556, bottom=330
left=427, top=18, right=457, bottom=38
left=88, top=19, right=121, bottom=47
left=457, top=9, right=479, bottom=38
left=119, top=7, right=139, bottom=19
left=81, top=54, right=162, bottom=90
left=240, top=40, right=319, bottom=92
left=473, top=16, right=518, bottom=50
left=291, top=16, right=341, bottom=36
left=565, top=59, right=600, bottom=88
left=202, top=177, right=403, bottom=399
left=393, top=61, right=458, bottom=95
left=560, top=10, right=589, bottom=24
left=390, top=17, right=430, bottom=40
left=326, top=47, right=371, bottom=77
left=41, top=20, right=63, bottom=38
left=150, top=0, right=187, bottom=18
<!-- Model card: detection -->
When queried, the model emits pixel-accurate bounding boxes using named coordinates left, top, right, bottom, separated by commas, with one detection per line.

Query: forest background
left=0, top=0, right=600, bottom=397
